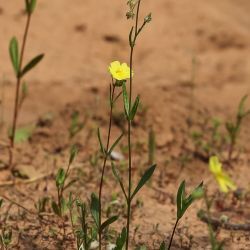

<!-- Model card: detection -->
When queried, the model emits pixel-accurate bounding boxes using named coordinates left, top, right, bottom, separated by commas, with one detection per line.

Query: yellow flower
left=209, top=156, right=236, bottom=193
left=108, top=61, right=132, bottom=81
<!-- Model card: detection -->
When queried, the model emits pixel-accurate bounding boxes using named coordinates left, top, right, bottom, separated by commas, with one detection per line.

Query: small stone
left=110, top=151, right=125, bottom=161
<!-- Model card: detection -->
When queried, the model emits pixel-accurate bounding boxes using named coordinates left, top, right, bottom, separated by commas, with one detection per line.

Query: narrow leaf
left=51, top=201, right=60, bottom=216
left=56, top=168, right=66, bottom=188
left=122, top=82, right=129, bottom=118
left=108, top=133, right=123, bottom=155
left=112, top=162, right=127, bottom=201
left=9, top=37, right=19, bottom=76
left=90, top=193, right=100, bottom=228
left=130, top=95, right=140, bottom=121
left=69, top=144, right=78, bottom=165
left=131, top=164, right=156, bottom=200
left=20, top=54, right=44, bottom=77
left=100, top=215, right=118, bottom=232
left=114, top=227, right=127, bottom=250
left=177, top=181, right=185, bottom=219
left=97, top=128, right=105, bottom=155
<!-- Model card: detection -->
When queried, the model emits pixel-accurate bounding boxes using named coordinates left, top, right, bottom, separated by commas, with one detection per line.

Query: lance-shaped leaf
left=51, top=200, right=60, bottom=216
left=177, top=181, right=185, bottom=220
left=114, top=227, right=127, bottom=250
left=97, top=128, right=105, bottom=155
left=131, top=164, right=156, bottom=201
left=90, top=193, right=100, bottom=228
left=108, top=133, right=123, bottom=155
left=122, top=82, right=129, bottom=118
left=130, top=95, right=140, bottom=121
left=112, top=162, right=127, bottom=201
left=20, top=54, right=44, bottom=77
left=177, top=181, right=203, bottom=220
left=56, top=168, right=66, bottom=188
left=100, top=215, right=118, bottom=232
left=9, top=37, right=19, bottom=76
left=69, top=144, right=78, bottom=166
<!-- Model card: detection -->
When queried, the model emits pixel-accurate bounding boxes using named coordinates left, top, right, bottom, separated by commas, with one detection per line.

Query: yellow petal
left=209, top=156, right=222, bottom=174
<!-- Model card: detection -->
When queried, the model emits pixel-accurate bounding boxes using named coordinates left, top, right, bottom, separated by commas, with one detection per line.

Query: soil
left=0, top=0, right=250, bottom=249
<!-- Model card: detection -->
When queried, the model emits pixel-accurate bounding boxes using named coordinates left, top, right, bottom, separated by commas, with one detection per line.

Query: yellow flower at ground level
left=108, top=61, right=132, bottom=81
left=209, top=156, right=236, bottom=193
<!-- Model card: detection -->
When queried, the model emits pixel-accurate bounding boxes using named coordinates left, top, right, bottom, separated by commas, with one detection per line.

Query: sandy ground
left=0, top=0, right=250, bottom=249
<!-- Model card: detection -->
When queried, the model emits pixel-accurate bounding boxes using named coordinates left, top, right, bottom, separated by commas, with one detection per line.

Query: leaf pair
left=112, top=163, right=156, bottom=202
left=9, top=37, right=44, bottom=77
left=97, top=128, right=123, bottom=156
left=122, top=82, right=140, bottom=121
left=177, top=181, right=203, bottom=220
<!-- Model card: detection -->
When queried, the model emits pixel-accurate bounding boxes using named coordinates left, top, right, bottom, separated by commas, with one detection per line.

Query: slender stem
left=168, top=219, right=179, bottom=250
left=98, top=85, right=115, bottom=250
left=125, top=1, right=141, bottom=249
left=9, top=14, right=32, bottom=169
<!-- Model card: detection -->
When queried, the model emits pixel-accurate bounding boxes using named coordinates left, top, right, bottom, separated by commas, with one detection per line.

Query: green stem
left=125, top=1, right=141, bottom=249
left=98, top=84, right=115, bottom=250
left=168, top=219, right=179, bottom=250
left=9, top=13, right=32, bottom=169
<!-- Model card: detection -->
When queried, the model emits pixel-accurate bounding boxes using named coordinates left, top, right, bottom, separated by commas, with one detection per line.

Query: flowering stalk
left=125, top=1, right=152, bottom=248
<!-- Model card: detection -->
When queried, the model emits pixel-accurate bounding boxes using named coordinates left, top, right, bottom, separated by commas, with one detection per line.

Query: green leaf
left=56, top=168, right=66, bottom=188
left=97, top=128, right=105, bottom=155
left=20, top=54, right=44, bottom=77
left=177, top=181, right=185, bottom=219
left=108, top=133, right=123, bottom=155
left=69, top=144, right=78, bottom=165
left=100, top=215, right=118, bottom=232
left=177, top=181, right=203, bottom=220
left=130, top=95, right=140, bottom=120
left=112, top=162, right=127, bottom=201
left=10, top=125, right=34, bottom=143
left=122, top=82, right=130, bottom=118
left=90, top=193, right=100, bottom=228
left=238, top=95, right=250, bottom=118
left=9, top=37, right=19, bottom=76
left=131, top=164, right=156, bottom=200
left=114, top=227, right=127, bottom=250
left=51, top=200, right=60, bottom=216
left=60, top=197, right=68, bottom=214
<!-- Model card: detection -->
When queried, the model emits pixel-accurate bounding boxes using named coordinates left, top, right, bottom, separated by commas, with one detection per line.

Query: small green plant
left=226, top=95, right=250, bottom=161
left=166, top=181, right=203, bottom=249
left=8, top=0, right=44, bottom=169
left=51, top=145, right=78, bottom=217
left=69, top=111, right=85, bottom=139
left=0, top=228, right=12, bottom=250
left=197, top=156, right=236, bottom=250
left=191, top=95, right=249, bottom=161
